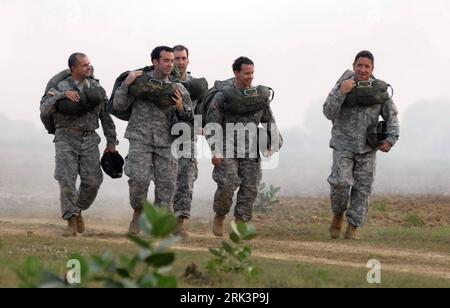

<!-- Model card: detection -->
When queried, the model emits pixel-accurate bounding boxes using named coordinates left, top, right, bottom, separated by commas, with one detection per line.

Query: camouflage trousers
left=54, top=129, right=103, bottom=220
left=124, top=140, right=178, bottom=210
left=173, top=157, right=198, bottom=219
left=212, top=158, right=262, bottom=222
left=327, top=149, right=377, bottom=227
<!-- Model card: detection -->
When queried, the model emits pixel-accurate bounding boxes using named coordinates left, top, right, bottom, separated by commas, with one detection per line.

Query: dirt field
left=1, top=196, right=450, bottom=288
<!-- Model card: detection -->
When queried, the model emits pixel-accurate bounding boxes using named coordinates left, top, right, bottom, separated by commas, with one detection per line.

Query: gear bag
left=196, top=78, right=235, bottom=127
left=179, top=77, right=209, bottom=102
left=40, top=69, right=98, bottom=134
left=108, top=66, right=152, bottom=121
left=56, top=86, right=106, bottom=115
left=343, top=79, right=392, bottom=108
left=220, top=85, right=274, bottom=115
left=129, top=74, right=178, bottom=109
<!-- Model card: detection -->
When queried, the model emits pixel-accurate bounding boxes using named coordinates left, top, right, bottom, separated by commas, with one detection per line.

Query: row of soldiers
left=40, top=47, right=399, bottom=241
left=40, top=45, right=279, bottom=238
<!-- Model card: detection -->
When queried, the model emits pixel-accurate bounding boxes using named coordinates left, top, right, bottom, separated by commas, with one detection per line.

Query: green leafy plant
left=17, top=202, right=180, bottom=288
left=207, top=221, right=260, bottom=280
left=254, top=183, right=281, bottom=213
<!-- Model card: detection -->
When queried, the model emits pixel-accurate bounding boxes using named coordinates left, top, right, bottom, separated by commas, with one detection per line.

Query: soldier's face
left=174, top=50, right=189, bottom=75
left=72, top=56, right=92, bottom=79
left=353, top=57, right=374, bottom=81
left=153, top=51, right=175, bottom=77
left=234, top=64, right=254, bottom=88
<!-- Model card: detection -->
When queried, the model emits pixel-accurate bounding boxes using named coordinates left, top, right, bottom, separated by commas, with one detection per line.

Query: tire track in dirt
left=4, top=218, right=450, bottom=264
left=2, top=218, right=450, bottom=280
left=175, top=246, right=450, bottom=280
left=187, top=232, right=450, bottom=263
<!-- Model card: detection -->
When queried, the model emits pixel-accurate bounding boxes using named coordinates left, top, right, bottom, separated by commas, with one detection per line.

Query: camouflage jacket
left=323, top=72, right=400, bottom=154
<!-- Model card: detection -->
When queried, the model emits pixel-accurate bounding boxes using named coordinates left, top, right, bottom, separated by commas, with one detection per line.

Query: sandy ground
left=2, top=196, right=450, bottom=281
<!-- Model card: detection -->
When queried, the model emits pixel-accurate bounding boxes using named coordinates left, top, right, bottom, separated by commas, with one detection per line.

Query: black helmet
left=101, top=152, right=124, bottom=179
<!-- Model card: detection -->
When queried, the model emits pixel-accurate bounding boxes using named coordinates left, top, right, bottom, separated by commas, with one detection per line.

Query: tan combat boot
left=76, top=213, right=85, bottom=234
left=62, top=217, right=77, bottom=237
left=344, top=223, right=358, bottom=240
left=329, top=213, right=345, bottom=239
left=212, top=214, right=226, bottom=237
left=128, top=207, right=143, bottom=235
left=175, top=217, right=189, bottom=239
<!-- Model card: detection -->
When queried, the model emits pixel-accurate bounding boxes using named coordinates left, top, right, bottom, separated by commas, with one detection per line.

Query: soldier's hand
left=172, top=88, right=184, bottom=112
left=378, top=141, right=392, bottom=153
left=340, top=79, right=356, bottom=94
left=212, top=154, right=224, bottom=167
left=124, top=70, right=144, bottom=86
left=263, top=149, right=274, bottom=158
left=104, top=146, right=117, bottom=153
left=64, top=90, right=80, bottom=103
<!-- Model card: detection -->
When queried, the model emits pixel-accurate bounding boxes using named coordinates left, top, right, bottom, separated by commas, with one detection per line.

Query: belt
left=63, top=128, right=95, bottom=137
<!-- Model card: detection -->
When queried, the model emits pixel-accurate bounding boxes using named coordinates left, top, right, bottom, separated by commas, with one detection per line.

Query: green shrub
left=254, top=183, right=281, bottom=213
left=17, top=202, right=180, bottom=288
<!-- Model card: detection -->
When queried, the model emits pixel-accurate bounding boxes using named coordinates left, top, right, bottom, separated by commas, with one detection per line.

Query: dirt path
left=2, top=217, right=450, bottom=280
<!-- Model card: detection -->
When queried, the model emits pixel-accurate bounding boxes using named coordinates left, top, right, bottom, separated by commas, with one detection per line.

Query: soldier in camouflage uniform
left=113, top=46, right=193, bottom=235
left=205, top=57, right=278, bottom=237
left=171, top=45, right=200, bottom=238
left=323, top=50, right=400, bottom=240
left=40, top=53, right=118, bottom=237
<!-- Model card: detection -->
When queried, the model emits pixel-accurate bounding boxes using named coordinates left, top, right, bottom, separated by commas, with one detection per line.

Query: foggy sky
left=1, top=0, right=450, bottom=134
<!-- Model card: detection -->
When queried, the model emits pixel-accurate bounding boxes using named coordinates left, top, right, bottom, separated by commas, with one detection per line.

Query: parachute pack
left=170, top=67, right=209, bottom=102
left=108, top=66, right=152, bottom=121
left=196, top=78, right=234, bottom=127
left=40, top=69, right=100, bottom=134
left=109, top=66, right=207, bottom=121
left=129, top=73, right=179, bottom=109
left=179, top=77, right=209, bottom=102
left=56, top=85, right=105, bottom=115
left=336, top=70, right=393, bottom=108
left=221, top=84, right=274, bottom=114
left=343, top=79, right=392, bottom=108
left=196, top=78, right=274, bottom=127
